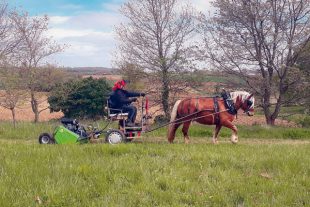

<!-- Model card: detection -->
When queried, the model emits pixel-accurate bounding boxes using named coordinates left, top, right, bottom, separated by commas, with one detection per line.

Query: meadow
left=0, top=121, right=309, bottom=206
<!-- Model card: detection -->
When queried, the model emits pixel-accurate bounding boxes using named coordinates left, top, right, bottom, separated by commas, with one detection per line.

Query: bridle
left=243, top=95, right=254, bottom=116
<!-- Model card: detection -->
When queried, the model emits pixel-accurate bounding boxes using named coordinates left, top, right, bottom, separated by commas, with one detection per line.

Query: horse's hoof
left=231, top=139, right=238, bottom=144
left=212, top=140, right=219, bottom=144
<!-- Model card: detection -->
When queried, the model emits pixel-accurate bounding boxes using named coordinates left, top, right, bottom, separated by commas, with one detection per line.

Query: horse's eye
left=247, top=100, right=253, bottom=106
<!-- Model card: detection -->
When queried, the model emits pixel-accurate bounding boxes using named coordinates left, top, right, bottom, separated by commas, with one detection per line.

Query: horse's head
left=231, top=91, right=255, bottom=116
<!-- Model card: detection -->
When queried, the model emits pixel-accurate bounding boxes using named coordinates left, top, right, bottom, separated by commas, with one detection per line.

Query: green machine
left=53, top=126, right=80, bottom=144
left=38, top=118, right=101, bottom=144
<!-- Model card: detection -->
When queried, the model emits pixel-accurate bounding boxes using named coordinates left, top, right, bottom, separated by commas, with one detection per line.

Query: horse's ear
left=247, top=93, right=254, bottom=99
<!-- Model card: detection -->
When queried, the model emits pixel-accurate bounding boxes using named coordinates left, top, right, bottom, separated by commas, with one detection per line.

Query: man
left=109, top=80, right=145, bottom=127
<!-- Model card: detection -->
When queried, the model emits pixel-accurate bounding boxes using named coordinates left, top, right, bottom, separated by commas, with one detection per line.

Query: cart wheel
left=39, top=133, right=55, bottom=144
left=105, top=130, right=125, bottom=144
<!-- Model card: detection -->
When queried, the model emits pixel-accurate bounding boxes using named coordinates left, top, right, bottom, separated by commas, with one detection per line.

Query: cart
left=38, top=97, right=151, bottom=145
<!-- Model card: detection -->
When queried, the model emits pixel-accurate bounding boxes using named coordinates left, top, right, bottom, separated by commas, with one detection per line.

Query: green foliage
left=48, top=77, right=111, bottom=119
left=0, top=142, right=309, bottom=206
left=153, top=115, right=170, bottom=125
left=299, top=116, right=310, bottom=128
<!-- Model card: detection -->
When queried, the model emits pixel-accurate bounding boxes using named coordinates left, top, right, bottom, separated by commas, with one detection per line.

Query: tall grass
left=146, top=124, right=310, bottom=140
left=0, top=121, right=309, bottom=142
left=0, top=143, right=309, bottom=206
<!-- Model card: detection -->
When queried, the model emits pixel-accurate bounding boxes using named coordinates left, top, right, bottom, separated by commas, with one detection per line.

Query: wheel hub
left=108, top=132, right=123, bottom=144
left=41, top=136, right=50, bottom=144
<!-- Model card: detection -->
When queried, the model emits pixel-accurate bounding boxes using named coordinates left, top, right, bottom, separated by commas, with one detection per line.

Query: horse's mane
left=230, top=91, right=255, bottom=107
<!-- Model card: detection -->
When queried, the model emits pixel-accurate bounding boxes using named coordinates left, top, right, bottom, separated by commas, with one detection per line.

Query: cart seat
left=106, top=99, right=128, bottom=120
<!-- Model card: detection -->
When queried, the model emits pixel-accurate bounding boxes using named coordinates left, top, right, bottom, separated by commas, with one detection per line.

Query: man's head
left=112, top=79, right=128, bottom=91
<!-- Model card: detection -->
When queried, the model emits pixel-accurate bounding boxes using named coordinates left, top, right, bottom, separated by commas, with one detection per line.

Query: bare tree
left=296, top=41, right=310, bottom=113
left=116, top=0, right=196, bottom=117
left=200, top=0, right=310, bottom=125
left=0, top=1, right=20, bottom=65
left=117, top=62, right=147, bottom=91
left=10, top=12, right=65, bottom=122
left=0, top=68, right=26, bottom=127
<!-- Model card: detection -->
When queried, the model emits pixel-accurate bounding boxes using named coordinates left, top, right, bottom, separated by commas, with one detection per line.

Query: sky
left=9, top=0, right=212, bottom=68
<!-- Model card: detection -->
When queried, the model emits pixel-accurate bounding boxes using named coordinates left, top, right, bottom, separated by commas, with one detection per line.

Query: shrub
left=154, top=115, right=169, bottom=125
left=299, top=116, right=310, bottom=128
left=48, top=77, right=111, bottom=119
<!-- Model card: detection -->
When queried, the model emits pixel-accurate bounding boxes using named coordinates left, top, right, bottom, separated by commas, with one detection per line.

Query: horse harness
left=221, top=92, right=237, bottom=115
left=213, top=97, right=220, bottom=125
left=178, top=92, right=237, bottom=125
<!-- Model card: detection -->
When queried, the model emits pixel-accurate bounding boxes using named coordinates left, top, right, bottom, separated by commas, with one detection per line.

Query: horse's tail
left=167, top=100, right=181, bottom=143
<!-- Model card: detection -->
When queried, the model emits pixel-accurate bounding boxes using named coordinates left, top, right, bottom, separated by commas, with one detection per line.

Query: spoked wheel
left=105, top=130, right=125, bottom=144
left=38, top=133, right=55, bottom=144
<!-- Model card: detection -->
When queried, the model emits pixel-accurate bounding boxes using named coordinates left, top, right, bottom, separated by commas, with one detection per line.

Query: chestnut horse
left=167, top=91, right=254, bottom=144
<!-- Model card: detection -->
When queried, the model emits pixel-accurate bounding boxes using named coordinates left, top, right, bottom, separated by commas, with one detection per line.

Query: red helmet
left=112, top=79, right=127, bottom=91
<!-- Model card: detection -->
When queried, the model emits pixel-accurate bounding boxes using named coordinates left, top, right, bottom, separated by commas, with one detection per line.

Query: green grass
left=0, top=121, right=310, bottom=142
left=0, top=121, right=309, bottom=206
left=0, top=142, right=309, bottom=206
left=146, top=124, right=310, bottom=140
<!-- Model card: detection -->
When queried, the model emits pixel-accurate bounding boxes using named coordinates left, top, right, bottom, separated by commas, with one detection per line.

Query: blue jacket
left=109, top=89, right=141, bottom=109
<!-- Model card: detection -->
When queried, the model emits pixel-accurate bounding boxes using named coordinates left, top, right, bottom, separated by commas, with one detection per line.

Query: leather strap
left=213, top=97, right=220, bottom=125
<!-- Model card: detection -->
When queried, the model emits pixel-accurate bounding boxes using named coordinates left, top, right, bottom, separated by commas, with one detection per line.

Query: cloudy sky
left=10, top=0, right=212, bottom=68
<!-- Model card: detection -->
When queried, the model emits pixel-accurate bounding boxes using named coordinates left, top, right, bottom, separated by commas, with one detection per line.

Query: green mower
left=38, top=118, right=103, bottom=144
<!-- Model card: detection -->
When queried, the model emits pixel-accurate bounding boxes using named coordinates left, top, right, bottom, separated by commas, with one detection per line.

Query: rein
left=145, top=108, right=229, bottom=133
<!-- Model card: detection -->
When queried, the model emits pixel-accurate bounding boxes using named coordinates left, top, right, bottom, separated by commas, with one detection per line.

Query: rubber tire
left=105, top=130, right=125, bottom=144
left=38, top=133, right=55, bottom=144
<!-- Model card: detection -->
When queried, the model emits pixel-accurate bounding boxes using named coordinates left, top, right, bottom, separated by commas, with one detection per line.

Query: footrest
left=109, top=113, right=128, bottom=117
left=109, top=113, right=128, bottom=120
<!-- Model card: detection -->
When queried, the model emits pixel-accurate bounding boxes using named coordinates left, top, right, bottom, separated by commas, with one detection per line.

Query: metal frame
left=105, top=97, right=149, bottom=141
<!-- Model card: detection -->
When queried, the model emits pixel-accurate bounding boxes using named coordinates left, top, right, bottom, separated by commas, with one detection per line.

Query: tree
left=296, top=42, right=310, bottom=113
left=48, top=77, right=111, bottom=119
left=116, top=0, right=196, bottom=117
left=200, top=0, right=310, bottom=125
left=0, top=68, right=26, bottom=127
left=117, top=62, right=147, bottom=91
left=0, top=1, right=20, bottom=65
left=10, top=12, right=65, bottom=122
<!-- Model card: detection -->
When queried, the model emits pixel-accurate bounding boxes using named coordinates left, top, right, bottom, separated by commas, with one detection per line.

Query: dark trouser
left=122, top=105, right=137, bottom=123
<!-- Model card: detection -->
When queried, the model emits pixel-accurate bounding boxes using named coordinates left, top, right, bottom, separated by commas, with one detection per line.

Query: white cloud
left=47, top=5, right=123, bottom=67
left=191, top=0, right=212, bottom=12
left=49, top=16, right=71, bottom=25
left=47, top=0, right=213, bottom=67
left=48, top=28, right=94, bottom=39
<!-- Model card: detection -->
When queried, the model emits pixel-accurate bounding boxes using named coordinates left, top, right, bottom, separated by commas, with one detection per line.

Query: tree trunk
left=11, top=108, right=16, bottom=128
left=265, top=115, right=276, bottom=125
left=30, top=91, right=40, bottom=123
left=161, top=69, right=170, bottom=118
left=262, top=87, right=277, bottom=125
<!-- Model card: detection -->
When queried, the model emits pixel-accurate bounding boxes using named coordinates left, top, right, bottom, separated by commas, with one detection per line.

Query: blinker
left=247, top=100, right=253, bottom=107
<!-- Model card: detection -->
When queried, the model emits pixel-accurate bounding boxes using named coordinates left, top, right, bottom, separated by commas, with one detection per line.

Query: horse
left=167, top=91, right=255, bottom=144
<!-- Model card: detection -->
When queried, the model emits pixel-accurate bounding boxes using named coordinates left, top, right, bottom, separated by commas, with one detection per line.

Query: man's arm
left=125, top=91, right=145, bottom=97
left=116, top=90, right=134, bottom=104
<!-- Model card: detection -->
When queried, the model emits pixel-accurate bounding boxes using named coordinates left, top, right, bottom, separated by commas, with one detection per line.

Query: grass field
left=1, top=121, right=310, bottom=141
left=0, top=121, right=309, bottom=206
left=0, top=142, right=309, bottom=206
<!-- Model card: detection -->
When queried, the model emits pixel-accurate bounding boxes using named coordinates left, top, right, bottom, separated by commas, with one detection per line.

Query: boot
left=125, top=120, right=135, bottom=127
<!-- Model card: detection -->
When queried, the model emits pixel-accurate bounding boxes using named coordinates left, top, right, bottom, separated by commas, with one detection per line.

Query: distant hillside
left=63, top=67, right=116, bottom=76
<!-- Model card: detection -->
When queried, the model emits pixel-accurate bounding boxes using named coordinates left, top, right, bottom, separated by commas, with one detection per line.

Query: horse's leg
left=212, top=124, right=222, bottom=144
left=182, top=121, right=191, bottom=144
left=223, top=121, right=238, bottom=144
left=168, top=123, right=182, bottom=143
